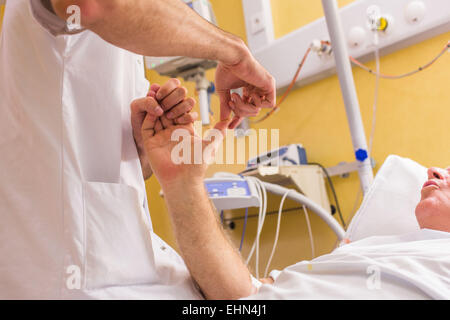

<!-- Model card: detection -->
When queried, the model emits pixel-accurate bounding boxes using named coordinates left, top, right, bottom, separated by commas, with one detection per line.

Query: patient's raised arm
left=139, top=116, right=256, bottom=299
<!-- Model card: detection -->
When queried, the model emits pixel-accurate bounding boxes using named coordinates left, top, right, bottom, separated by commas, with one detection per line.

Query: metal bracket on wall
left=326, top=158, right=376, bottom=178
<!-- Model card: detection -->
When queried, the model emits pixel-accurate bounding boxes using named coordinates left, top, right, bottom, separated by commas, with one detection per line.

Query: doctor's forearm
left=51, top=0, right=248, bottom=66
left=162, top=181, right=254, bottom=300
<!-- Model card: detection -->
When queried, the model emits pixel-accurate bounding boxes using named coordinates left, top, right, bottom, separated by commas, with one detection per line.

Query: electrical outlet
left=348, top=26, right=367, bottom=48
left=250, top=11, right=265, bottom=35
left=405, top=1, right=426, bottom=24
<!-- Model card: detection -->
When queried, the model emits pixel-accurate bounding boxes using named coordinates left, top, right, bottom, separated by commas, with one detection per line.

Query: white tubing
left=368, top=32, right=380, bottom=156
left=245, top=177, right=268, bottom=279
left=302, top=206, right=315, bottom=259
left=264, top=189, right=292, bottom=278
left=261, top=181, right=346, bottom=240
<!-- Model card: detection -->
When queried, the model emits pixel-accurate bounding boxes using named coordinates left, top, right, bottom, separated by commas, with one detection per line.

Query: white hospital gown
left=247, top=229, right=450, bottom=300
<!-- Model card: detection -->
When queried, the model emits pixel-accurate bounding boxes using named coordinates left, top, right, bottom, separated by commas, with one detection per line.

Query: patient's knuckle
left=147, top=97, right=158, bottom=107
left=184, top=101, right=194, bottom=112
left=177, top=87, right=188, bottom=97
left=170, top=108, right=181, bottom=117
left=187, top=97, right=196, bottom=107
left=169, top=78, right=180, bottom=86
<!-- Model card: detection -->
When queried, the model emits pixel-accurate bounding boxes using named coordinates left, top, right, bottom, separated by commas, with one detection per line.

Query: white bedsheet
left=246, top=229, right=450, bottom=300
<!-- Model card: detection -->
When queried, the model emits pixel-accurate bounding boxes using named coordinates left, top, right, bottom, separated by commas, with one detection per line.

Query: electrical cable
left=245, top=177, right=263, bottom=264
left=251, top=179, right=263, bottom=277
left=308, top=162, right=346, bottom=229
left=350, top=41, right=449, bottom=79
left=250, top=44, right=313, bottom=124
left=302, top=205, right=315, bottom=259
left=239, top=207, right=248, bottom=252
left=223, top=206, right=303, bottom=222
left=245, top=177, right=268, bottom=279
left=264, top=190, right=292, bottom=278
left=368, top=32, right=380, bottom=156
left=249, top=40, right=448, bottom=124
left=255, top=179, right=267, bottom=279
left=261, top=181, right=346, bottom=239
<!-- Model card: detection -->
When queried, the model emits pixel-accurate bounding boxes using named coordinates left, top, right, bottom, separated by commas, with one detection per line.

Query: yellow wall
left=1, top=5, right=4, bottom=33
left=146, top=0, right=450, bottom=274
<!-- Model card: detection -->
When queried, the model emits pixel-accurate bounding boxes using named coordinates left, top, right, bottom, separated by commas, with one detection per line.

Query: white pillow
left=345, top=155, right=427, bottom=241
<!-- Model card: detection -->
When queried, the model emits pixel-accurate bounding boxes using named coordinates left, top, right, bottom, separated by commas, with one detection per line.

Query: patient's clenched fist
left=150, top=79, right=197, bottom=125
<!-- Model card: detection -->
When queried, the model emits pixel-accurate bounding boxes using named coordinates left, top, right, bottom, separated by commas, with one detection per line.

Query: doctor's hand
left=131, top=79, right=198, bottom=180
left=215, top=45, right=276, bottom=129
left=141, top=118, right=230, bottom=189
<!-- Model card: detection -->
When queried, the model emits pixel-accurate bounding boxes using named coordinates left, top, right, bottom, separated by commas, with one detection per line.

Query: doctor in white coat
left=0, top=0, right=275, bottom=299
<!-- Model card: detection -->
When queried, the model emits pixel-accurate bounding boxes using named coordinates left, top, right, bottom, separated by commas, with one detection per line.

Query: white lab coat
left=0, top=0, right=202, bottom=299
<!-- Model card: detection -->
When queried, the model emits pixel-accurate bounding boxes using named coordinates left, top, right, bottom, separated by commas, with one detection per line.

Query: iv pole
left=321, top=0, right=374, bottom=194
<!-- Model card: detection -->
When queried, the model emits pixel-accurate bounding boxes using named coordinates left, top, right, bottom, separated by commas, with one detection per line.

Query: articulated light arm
left=321, top=0, right=374, bottom=194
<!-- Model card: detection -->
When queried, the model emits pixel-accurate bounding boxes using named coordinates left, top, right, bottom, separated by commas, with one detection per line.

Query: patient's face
left=415, top=167, right=450, bottom=232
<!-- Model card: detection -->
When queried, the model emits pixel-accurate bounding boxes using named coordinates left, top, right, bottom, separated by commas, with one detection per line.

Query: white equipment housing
left=246, top=144, right=308, bottom=169
left=204, top=175, right=260, bottom=211
left=204, top=174, right=345, bottom=240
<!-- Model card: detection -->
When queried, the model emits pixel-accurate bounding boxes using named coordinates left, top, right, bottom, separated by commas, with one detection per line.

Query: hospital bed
left=246, top=155, right=449, bottom=299
left=208, top=155, right=450, bottom=299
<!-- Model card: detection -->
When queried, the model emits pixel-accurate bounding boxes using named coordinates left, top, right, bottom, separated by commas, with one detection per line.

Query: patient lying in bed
left=248, top=166, right=450, bottom=300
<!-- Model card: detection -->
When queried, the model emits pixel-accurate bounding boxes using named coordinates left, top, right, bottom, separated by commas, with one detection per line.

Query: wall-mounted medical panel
left=243, top=0, right=450, bottom=91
